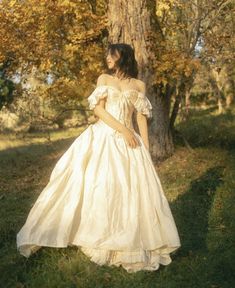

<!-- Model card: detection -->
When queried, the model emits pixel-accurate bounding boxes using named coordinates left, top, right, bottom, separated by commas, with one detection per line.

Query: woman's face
left=106, top=49, right=120, bottom=70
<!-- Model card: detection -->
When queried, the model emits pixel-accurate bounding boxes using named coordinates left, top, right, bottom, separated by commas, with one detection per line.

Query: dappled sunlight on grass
left=0, top=107, right=234, bottom=287
left=0, top=126, right=87, bottom=151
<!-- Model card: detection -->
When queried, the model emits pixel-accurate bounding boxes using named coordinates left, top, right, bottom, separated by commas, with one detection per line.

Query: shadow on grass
left=11, top=165, right=227, bottom=288
left=0, top=129, right=233, bottom=287
left=171, top=165, right=224, bottom=256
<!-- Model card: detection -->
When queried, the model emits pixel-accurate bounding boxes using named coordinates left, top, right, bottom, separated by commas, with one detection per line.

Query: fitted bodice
left=87, top=85, right=153, bottom=131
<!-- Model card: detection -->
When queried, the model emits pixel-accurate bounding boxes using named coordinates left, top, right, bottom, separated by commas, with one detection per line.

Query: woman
left=16, top=43, right=181, bottom=273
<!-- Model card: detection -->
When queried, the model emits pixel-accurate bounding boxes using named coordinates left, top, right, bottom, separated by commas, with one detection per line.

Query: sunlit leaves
left=0, top=0, right=107, bottom=73
left=0, top=0, right=108, bottom=107
left=152, top=0, right=234, bottom=87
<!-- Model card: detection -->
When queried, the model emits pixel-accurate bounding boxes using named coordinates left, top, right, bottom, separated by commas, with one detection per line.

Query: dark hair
left=105, top=43, right=138, bottom=79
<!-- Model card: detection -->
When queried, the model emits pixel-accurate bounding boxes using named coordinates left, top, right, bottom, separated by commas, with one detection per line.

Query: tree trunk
left=185, top=90, right=191, bottom=114
left=107, top=0, right=174, bottom=162
left=210, top=69, right=224, bottom=114
left=171, top=75, right=195, bottom=124
left=149, top=85, right=174, bottom=162
left=226, top=65, right=235, bottom=107
left=224, top=78, right=234, bottom=108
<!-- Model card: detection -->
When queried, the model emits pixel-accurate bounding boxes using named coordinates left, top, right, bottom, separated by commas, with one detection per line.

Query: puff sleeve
left=87, top=85, right=108, bottom=110
left=132, top=92, right=153, bottom=119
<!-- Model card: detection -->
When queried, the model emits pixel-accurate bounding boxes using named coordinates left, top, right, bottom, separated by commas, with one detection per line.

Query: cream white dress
left=16, top=84, right=181, bottom=273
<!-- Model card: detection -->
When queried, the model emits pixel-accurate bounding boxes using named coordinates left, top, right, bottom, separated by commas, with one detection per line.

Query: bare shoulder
left=135, top=78, right=146, bottom=87
left=134, top=79, right=146, bottom=93
left=99, top=73, right=110, bottom=78
left=97, top=73, right=109, bottom=85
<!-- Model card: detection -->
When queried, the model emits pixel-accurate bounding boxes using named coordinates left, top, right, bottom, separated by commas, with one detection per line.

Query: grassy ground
left=0, top=107, right=234, bottom=288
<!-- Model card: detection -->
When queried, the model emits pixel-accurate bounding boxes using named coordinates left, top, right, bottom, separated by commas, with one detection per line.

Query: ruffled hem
left=80, top=245, right=177, bottom=273
left=17, top=240, right=180, bottom=273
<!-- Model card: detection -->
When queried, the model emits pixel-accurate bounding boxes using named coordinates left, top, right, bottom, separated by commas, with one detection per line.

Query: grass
left=0, top=106, right=235, bottom=288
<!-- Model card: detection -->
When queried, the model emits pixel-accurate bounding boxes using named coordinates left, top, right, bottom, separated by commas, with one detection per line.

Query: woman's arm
left=94, top=103, right=127, bottom=134
left=93, top=74, right=128, bottom=133
left=135, top=81, right=150, bottom=151
left=136, top=113, right=150, bottom=150
left=94, top=102, right=141, bottom=149
left=93, top=74, right=140, bottom=148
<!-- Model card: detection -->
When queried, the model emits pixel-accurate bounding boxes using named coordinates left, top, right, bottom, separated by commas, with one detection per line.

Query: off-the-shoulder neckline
left=95, top=85, right=145, bottom=96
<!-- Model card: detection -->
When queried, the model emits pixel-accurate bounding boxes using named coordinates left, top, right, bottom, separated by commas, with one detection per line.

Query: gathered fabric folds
left=16, top=85, right=181, bottom=273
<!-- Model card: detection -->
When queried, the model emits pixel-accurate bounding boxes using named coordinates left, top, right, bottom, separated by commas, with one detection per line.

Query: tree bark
left=224, top=65, right=234, bottom=108
left=149, top=85, right=174, bottom=162
left=210, top=68, right=224, bottom=114
left=225, top=82, right=234, bottom=108
left=107, top=0, right=174, bottom=162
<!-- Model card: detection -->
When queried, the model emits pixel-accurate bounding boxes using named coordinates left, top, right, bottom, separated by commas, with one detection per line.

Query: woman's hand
left=121, top=127, right=140, bottom=149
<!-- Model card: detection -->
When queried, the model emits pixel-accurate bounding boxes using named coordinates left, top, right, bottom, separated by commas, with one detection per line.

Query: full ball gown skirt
left=16, top=84, right=181, bottom=273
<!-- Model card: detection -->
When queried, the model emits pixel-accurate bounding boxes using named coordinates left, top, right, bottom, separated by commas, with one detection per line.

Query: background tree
left=106, top=0, right=234, bottom=161
left=0, top=0, right=234, bottom=161
left=0, top=0, right=109, bottom=130
left=201, top=0, right=235, bottom=112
